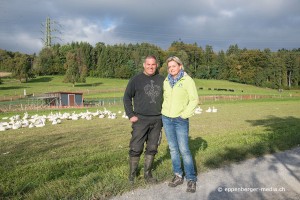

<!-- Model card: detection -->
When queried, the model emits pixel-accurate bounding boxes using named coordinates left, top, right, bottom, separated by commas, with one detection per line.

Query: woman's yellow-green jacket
left=162, top=73, right=199, bottom=119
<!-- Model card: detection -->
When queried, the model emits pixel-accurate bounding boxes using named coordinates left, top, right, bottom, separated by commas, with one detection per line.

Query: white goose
left=12, top=121, right=22, bottom=130
left=194, top=106, right=202, bottom=114
left=109, top=113, right=117, bottom=119
left=205, top=107, right=212, bottom=113
left=212, top=106, right=218, bottom=113
left=29, top=123, right=35, bottom=128
left=0, top=124, right=8, bottom=131
left=122, top=112, right=128, bottom=119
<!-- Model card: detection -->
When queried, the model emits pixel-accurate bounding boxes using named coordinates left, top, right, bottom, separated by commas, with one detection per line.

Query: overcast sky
left=0, top=0, right=299, bottom=54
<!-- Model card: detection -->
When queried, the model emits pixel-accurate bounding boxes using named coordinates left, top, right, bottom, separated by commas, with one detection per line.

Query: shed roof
left=45, top=92, right=83, bottom=95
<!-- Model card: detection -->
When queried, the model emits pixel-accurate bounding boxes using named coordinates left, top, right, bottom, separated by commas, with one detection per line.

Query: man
left=123, top=55, right=164, bottom=184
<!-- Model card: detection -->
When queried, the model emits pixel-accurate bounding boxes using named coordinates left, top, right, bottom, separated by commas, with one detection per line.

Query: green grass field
left=1, top=76, right=299, bottom=102
left=0, top=76, right=300, bottom=199
left=0, top=99, right=300, bottom=199
left=0, top=76, right=128, bottom=101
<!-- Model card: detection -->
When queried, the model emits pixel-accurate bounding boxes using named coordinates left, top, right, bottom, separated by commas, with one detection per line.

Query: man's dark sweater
left=123, top=72, right=164, bottom=119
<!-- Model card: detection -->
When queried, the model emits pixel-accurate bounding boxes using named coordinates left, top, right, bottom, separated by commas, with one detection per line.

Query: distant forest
left=0, top=41, right=299, bottom=89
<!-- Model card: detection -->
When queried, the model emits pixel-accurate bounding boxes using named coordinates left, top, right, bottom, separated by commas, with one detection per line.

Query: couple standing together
left=123, top=55, right=199, bottom=193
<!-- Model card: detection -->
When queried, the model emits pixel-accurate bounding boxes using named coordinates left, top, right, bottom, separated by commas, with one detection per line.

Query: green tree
left=12, top=53, right=33, bottom=82
left=51, top=44, right=65, bottom=74
left=226, top=44, right=240, bottom=56
left=91, top=42, right=106, bottom=76
left=215, top=50, right=227, bottom=79
left=167, top=41, right=204, bottom=77
left=284, top=52, right=298, bottom=88
left=118, top=60, right=135, bottom=79
left=0, top=49, right=14, bottom=72
left=63, top=50, right=87, bottom=87
left=268, top=54, right=285, bottom=89
left=34, top=47, right=55, bottom=75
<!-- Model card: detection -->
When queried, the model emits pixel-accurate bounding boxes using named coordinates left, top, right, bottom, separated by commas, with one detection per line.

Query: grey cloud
left=0, top=0, right=299, bottom=54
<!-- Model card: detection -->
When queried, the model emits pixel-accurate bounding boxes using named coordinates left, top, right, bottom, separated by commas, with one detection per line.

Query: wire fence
left=0, top=97, right=124, bottom=112
left=198, top=94, right=292, bottom=103
left=0, top=94, right=298, bottom=112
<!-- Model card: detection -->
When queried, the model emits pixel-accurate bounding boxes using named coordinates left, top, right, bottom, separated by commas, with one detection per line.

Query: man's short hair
left=144, top=55, right=157, bottom=63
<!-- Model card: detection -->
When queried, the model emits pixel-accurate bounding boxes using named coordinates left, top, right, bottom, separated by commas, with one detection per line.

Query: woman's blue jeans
left=162, top=115, right=197, bottom=181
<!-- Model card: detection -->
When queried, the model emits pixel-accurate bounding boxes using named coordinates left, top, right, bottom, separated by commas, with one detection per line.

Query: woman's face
left=167, top=60, right=182, bottom=78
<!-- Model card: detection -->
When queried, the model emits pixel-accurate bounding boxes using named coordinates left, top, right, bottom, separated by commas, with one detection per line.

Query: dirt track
left=111, top=147, right=300, bottom=200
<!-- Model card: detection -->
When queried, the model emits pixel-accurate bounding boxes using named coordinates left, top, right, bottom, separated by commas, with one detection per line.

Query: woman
left=162, top=56, right=199, bottom=193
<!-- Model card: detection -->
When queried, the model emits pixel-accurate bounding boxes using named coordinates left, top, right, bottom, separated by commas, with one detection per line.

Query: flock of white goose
left=0, top=108, right=129, bottom=132
left=0, top=106, right=217, bottom=132
left=194, top=106, right=218, bottom=114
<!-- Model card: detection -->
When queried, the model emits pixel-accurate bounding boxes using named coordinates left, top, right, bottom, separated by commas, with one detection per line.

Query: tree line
left=0, top=41, right=299, bottom=89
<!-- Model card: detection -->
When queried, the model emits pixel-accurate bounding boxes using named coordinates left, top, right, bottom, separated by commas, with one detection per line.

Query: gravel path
left=111, top=147, right=300, bottom=200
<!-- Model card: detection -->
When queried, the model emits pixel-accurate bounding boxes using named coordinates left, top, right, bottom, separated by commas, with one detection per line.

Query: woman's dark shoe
left=186, top=180, right=196, bottom=193
left=168, top=175, right=184, bottom=187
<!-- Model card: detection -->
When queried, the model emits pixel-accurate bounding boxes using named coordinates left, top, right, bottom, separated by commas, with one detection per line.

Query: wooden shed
left=44, top=92, right=84, bottom=107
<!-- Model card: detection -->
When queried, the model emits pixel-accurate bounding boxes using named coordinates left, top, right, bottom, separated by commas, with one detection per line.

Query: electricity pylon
left=41, top=17, right=62, bottom=48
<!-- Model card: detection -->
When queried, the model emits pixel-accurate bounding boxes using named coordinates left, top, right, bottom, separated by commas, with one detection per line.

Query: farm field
left=0, top=76, right=128, bottom=101
left=0, top=98, right=300, bottom=199
left=1, top=76, right=299, bottom=102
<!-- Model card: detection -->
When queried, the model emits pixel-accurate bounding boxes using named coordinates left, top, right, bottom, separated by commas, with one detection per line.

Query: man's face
left=143, top=58, right=158, bottom=76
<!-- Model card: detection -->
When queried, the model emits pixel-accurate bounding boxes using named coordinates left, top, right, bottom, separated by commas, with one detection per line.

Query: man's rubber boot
left=129, top=156, right=140, bottom=185
left=144, top=154, right=157, bottom=184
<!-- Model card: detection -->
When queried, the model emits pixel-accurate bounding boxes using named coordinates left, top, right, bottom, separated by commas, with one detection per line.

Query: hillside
left=0, top=75, right=299, bottom=102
